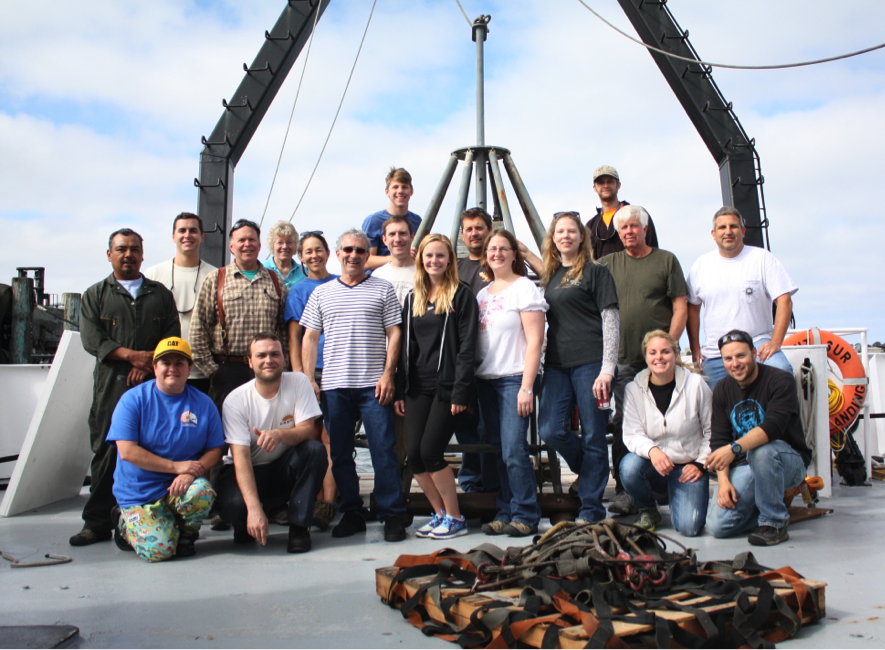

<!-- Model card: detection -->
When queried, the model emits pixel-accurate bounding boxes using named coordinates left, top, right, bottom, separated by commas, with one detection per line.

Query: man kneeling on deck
left=109, top=337, right=224, bottom=561
left=215, top=333, right=327, bottom=553
left=704, top=330, right=811, bottom=546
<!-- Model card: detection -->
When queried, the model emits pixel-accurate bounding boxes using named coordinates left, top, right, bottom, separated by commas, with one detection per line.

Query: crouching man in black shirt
left=704, top=330, right=811, bottom=546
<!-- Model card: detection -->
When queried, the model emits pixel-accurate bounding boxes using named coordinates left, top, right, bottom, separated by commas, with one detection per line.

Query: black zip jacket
left=395, top=282, right=478, bottom=405
left=585, top=200, right=659, bottom=260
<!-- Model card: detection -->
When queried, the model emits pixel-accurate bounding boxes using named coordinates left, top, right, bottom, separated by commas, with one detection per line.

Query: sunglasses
left=300, top=230, right=324, bottom=240
left=717, top=331, right=754, bottom=349
left=553, top=211, right=581, bottom=218
left=340, top=246, right=368, bottom=255
left=230, top=219, right=260, bottom=236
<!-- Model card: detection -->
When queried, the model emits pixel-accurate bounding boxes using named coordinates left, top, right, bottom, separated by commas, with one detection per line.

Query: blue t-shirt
left=107, top=382, right=225, bottom=508
left=361, top=210, right=422, bottom=255
left=262, top=258, right=306, bottom=289
left=284, top=275, right=339, bottom=369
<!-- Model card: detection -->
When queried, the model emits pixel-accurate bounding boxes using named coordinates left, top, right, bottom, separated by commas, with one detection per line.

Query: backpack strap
left=215, top=266, right=229, bottom=354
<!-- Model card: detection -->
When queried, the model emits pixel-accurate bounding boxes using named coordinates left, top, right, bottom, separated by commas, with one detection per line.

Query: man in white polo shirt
left=300, top=228, right=407, bottom=542
left=215, top=333, right=327, bottom=553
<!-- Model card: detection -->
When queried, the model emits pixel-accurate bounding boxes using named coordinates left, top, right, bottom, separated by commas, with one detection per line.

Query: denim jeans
left=453, top=388, right=500, bottom=493
left=619, top=453, right=709, bottom=537
left=476, top=375, right=541, bottom=526
left=538, top=363, right=612, bottom=523
left=702, top=337, right=793, bottom=390
left=323, top=387, right=405, bottom=520
left=706, top=439, right=807, bottom=537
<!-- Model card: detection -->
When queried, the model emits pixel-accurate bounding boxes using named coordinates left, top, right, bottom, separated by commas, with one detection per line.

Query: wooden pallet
left=376, top=566, right=826, bottom=649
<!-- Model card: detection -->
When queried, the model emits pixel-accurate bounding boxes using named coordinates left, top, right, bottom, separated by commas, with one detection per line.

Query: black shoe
left=110, top=506, right=134, bottom=552
left=287, top=525, right=312, bottom=553
left=383, top=516, right=407, bottom=542
left=608, top=490, right=638, bottom=515
left=748, top=525, right=789, bottom=546
left=176, top=532, right=198, bottom=557
left=69, top=528, right=112, bottom=547
left=331, top=511, right=367, bottom=538
left=233, top=528, right=255, bottom=545
left=210, top=514, right=231, bottom=531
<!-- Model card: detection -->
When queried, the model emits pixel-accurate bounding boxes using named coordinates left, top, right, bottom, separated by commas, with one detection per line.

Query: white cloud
left=1, top=0, right=884, bottom=342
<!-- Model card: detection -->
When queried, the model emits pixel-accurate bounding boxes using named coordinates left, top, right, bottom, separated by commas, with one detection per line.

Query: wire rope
left=288, top=0, right=378, bottom=224
left=575, top=0, right=885, bottom=70
left=454, top=0, right=472, bottom=26
left=259, top=0, right=322, bottom=229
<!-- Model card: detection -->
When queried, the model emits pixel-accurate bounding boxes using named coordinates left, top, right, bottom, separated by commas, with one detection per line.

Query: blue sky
left=1, top=0, right=884, bottom=345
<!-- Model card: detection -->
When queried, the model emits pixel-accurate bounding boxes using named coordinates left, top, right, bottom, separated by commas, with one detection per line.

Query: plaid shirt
left=190, top=262, right=288, bottom=377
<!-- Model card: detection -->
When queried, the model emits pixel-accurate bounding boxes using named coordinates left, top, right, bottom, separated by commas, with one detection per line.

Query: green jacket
left=80, top=274, right=179, bottom=451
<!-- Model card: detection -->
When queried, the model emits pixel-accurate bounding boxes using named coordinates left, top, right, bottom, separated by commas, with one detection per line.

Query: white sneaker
left=415, top=511, right=445, bottom=538
left=429, top=514, right=468, bottom=540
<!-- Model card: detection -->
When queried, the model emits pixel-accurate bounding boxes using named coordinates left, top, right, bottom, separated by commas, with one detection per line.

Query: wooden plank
left=377, top=566, right=826, bottom=649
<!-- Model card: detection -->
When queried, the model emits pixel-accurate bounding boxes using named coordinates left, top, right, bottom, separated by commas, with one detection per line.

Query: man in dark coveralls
left=69, top=228, right=179, bottom=546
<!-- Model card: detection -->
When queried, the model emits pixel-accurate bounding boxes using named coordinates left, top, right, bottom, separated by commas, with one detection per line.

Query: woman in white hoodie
left=621, top=330, right=712, bottom=536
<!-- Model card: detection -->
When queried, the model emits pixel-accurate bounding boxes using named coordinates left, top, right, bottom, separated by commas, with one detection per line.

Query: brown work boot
left=312, top=500, right=336, bottom=531
left=69, top=528, right=112, bottom=547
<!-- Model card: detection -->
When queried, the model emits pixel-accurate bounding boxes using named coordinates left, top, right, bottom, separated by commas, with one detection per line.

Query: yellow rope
left=828, top=379, right=847, bottom=451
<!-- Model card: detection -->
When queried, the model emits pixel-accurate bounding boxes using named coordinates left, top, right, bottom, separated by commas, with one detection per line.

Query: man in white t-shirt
left=686, top=207, right=798, bottom=389
left=214, top=334, right=327, bottom=553
left=144, top=212, right=217, bottom=393
left=370, top=215, right=416, bottom=306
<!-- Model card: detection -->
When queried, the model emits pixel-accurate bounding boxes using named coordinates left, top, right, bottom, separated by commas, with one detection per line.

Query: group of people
left=68, top=164, right=810, bottom=563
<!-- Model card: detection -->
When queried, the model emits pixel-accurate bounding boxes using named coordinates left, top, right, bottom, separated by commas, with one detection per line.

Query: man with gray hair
left=599, top=205, right=688, bottom=515
left=686, top=207, right=797, bottom=389
left=585, top=165, right=658, bottom=260
left=300, top=228, right=407, bottom=542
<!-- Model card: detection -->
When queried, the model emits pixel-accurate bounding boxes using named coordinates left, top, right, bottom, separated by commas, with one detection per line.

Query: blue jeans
left=707, top=440, right=807, bottom=537
left=619, top=453, right=709, bottom=537
left=702, top=337, right=793, bottom=390
left=453, top=388, right=500, bottom=493
left=538, top=363, right=611, bottom=523
left=323, top=387, right=405, bottom=520
left=476, top=375, right=541, bottom=527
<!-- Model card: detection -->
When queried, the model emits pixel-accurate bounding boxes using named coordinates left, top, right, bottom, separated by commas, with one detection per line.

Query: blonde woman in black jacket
left=394, top=234, right=478, bottom=540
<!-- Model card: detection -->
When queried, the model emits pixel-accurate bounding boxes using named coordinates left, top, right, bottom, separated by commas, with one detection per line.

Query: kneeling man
left=704, top=330, right=811, bottom=545
left=109, top=337, right=224, bottom=562
left=215, top=333, right=327, bottom=553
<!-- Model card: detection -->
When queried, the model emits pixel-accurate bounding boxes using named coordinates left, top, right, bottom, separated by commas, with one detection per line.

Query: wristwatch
left=731, top=442, right=743, bottom=455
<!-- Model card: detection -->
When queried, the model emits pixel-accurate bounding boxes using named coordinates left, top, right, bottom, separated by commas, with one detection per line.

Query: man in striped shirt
left=300, top=228, right=407, bottom=542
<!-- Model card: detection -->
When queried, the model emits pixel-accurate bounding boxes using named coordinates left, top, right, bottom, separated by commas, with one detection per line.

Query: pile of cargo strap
left=376, top=520, right=825, bottom=648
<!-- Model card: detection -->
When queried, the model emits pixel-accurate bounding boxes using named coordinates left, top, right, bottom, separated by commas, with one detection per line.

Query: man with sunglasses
left=190, top=219, right=288, bottom=414
left=704, top=330, right=810, bottom=545
left=300, top=229, right=407, bottom=542
left=584, top=166, right=658, bottom=261
left=144, top=212, right=217, bottom=393
left=686, top=207, right=797, bottom=389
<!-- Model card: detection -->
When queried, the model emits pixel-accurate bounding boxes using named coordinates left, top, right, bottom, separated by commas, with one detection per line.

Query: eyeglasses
left=717, top=331, right=754, bottom=349
left=340, top=246, right=368, bottom=255
left=230, top=219, right=260, bottom=236
left=487, top=246, right=513, bottom=254
left=553, top=211, right=581, bottom=218
left=300, top=230, right=324, bottom=240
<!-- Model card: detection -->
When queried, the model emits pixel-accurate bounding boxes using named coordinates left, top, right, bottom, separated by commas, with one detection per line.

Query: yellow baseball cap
left=153, top=337, right=193, bottom=363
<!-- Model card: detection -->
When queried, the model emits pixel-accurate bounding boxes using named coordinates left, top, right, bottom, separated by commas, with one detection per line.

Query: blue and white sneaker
left=416, top=511, right=446, bottom=538
left=428, top=514, right=468, bottom=540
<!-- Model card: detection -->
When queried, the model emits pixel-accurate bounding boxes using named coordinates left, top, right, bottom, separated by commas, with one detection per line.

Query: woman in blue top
left=263, top=220, right=306, bottom=289
left=285, top=231, right=338, bottom=529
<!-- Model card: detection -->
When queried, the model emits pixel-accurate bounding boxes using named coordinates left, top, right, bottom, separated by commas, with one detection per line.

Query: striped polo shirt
left=300, top=275, right=402, bottom=390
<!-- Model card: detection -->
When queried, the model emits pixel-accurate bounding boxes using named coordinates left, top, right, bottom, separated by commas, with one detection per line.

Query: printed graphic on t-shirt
left=281, top=414, right=294, bottom=426
left=180, top=411, right=198, bottom=427
left=478, top=294, right=505, bottom=332
left=730, top=399, right=764, bottom=439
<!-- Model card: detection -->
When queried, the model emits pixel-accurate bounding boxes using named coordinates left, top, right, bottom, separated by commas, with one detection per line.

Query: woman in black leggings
left=394, top=234, right=478, bottom=540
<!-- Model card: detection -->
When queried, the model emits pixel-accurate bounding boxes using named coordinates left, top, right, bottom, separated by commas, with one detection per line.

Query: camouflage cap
left=592, top=165, right=620, bottom=182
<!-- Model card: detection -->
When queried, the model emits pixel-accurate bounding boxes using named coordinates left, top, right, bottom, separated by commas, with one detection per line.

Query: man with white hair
left=585, top=165, right=658, bottom=260
left=300, top=228, right=407, bottom=542
left=599, top=205, right=687, bottom=515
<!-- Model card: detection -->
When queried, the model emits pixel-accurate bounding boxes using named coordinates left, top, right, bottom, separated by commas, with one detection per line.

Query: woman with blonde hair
left=263, top=220, right=305, bottom=288
left=538, top=211, right=620, bottom=524
left=394, top=234, right=478, bottom=540
left=475, top=229, right=548, bottom=537
left=620, top=330, right=711, bottom=536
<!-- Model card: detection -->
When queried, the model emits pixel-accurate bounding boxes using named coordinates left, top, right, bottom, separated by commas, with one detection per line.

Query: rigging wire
left=258, top=0, right=322, bottom=229
left=288, top=0, right=378, bottom=224
left=575, top=0, right=885, bottom=70
left=454, top=0, right=472, bottom=26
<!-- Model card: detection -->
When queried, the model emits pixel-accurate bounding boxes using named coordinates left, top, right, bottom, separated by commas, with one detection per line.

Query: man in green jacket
left=69, top=228, right=180, bottom=546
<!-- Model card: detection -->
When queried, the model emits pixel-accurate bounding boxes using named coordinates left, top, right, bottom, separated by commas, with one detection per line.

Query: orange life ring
left=784, top=328, right=867, bottom=436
